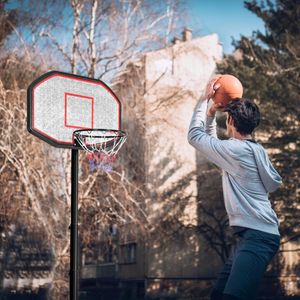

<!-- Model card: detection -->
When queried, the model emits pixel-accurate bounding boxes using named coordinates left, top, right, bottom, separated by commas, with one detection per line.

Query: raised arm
left=187, top=77, right=237, bottom=174
left=188, top=100, right=237, bottom=174
left=205, top=100, right=217, bottom=137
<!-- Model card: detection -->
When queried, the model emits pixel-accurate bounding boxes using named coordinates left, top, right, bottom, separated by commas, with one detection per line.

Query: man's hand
left=204, top=75, right=222, bottom=100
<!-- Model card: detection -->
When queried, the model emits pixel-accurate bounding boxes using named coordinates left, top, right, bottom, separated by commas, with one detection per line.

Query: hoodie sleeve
left=250, top=143, right=282, bottom=193
left=205, top=100, right=217, bottom=137
left=187, top=100, right=237, bottom=174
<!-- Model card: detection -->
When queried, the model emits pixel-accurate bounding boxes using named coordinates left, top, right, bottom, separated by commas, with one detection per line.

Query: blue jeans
left=211, top=228, right=280, bottom=300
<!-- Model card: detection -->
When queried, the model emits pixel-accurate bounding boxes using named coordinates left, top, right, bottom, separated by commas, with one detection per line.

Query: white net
left=73, top=129, right=127, bottom=157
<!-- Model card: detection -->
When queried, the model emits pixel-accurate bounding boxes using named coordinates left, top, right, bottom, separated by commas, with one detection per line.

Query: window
left=119, top=243, right=137, bottom=264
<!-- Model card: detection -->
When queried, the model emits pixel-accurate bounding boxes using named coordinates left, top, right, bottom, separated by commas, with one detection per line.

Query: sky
left=186, top=0, right=266, bottom=53
left=5, top=0, right=267, bottom=58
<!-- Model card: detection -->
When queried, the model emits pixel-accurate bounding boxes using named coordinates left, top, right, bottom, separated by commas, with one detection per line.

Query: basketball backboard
left=27, top=71, right=121, bottom=149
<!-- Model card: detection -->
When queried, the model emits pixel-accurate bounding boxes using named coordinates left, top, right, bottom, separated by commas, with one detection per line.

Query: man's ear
left=228, top=115, right=234, bottom=126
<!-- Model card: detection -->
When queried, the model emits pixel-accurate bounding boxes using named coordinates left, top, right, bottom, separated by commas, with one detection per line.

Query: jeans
left=210, top=228, right=280, bottom=300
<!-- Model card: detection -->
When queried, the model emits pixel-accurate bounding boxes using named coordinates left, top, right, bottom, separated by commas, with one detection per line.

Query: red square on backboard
left=64, top=92, right=94, bottom=129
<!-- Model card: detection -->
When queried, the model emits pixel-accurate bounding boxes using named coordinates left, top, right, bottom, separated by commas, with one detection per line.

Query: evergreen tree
left=218, top=0, right=300, bottom=242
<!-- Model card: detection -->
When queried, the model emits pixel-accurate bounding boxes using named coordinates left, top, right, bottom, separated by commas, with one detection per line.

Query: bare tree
left=0, top=84, right=70, bottom=297
left=12, top=0, right=183, bottom=80
left=0, top=1, right=187, bottom=298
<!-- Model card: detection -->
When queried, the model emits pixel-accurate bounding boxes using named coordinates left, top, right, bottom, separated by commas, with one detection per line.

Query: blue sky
left=186, top=0, right=265, bottom=53
left=5, top=0, right=266, bottom=57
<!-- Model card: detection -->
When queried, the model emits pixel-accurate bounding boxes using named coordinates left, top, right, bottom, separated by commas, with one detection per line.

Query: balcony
left=81, top=263, right=117, bottom=279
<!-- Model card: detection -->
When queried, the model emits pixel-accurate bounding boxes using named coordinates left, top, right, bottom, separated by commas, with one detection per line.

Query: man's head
left=223, top=98, right=260, bottom=138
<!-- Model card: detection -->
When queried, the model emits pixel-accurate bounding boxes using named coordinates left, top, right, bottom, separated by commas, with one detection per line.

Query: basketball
left=212, top=74, right=243, bottom=105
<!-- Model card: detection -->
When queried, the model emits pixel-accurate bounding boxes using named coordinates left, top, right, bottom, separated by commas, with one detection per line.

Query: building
left=80, top=29, right=225, bottom=299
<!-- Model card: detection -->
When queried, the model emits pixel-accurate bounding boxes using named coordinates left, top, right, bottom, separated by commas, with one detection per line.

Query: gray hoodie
left=188, top=100, right=282, bottom=235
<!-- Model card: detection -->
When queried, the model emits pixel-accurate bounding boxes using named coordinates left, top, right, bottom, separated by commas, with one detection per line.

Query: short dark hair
left=224, top=98, right=260, bottom=135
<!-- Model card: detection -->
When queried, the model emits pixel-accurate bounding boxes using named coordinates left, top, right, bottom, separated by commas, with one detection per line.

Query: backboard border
left=27, top=70, right=122, bottom=150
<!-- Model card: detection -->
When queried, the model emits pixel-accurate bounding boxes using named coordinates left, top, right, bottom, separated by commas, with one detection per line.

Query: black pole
left=70, top=149, right=79, bottom=300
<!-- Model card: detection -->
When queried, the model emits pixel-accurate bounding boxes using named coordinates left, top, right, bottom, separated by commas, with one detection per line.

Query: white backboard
left=27, top=71, right=121, bottom=149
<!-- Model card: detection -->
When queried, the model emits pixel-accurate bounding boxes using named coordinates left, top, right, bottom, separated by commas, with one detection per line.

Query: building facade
left=80, top=29, right=225, bottom=299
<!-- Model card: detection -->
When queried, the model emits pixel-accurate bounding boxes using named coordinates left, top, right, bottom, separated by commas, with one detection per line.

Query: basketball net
left=74, top=129, right=127, bottom=173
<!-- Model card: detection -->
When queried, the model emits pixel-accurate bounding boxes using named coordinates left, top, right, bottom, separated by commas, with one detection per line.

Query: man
left=187, top=77, right=282, bottom=300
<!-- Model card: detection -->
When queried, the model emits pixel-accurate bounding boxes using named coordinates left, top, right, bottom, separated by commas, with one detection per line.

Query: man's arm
left=187, top=99, right=236, bottom=174
left=205, top=100, right=217, bottom=137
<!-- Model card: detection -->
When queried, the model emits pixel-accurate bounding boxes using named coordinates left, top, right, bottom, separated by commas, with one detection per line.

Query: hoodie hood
left=247, top=142, right=282, bottom=193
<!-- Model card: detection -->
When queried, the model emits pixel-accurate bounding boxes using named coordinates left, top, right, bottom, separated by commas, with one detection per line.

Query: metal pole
left=70, top=149, right=79, bottom=300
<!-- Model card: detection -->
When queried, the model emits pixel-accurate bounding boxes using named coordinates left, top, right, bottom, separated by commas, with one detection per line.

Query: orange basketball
left=212, top=74, right=243, bottom=105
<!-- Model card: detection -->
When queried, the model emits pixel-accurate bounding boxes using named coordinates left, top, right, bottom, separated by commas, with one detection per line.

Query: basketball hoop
left=73, top=129, right=127, bottom=172
left=28, top=71, right=127, bottom=299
